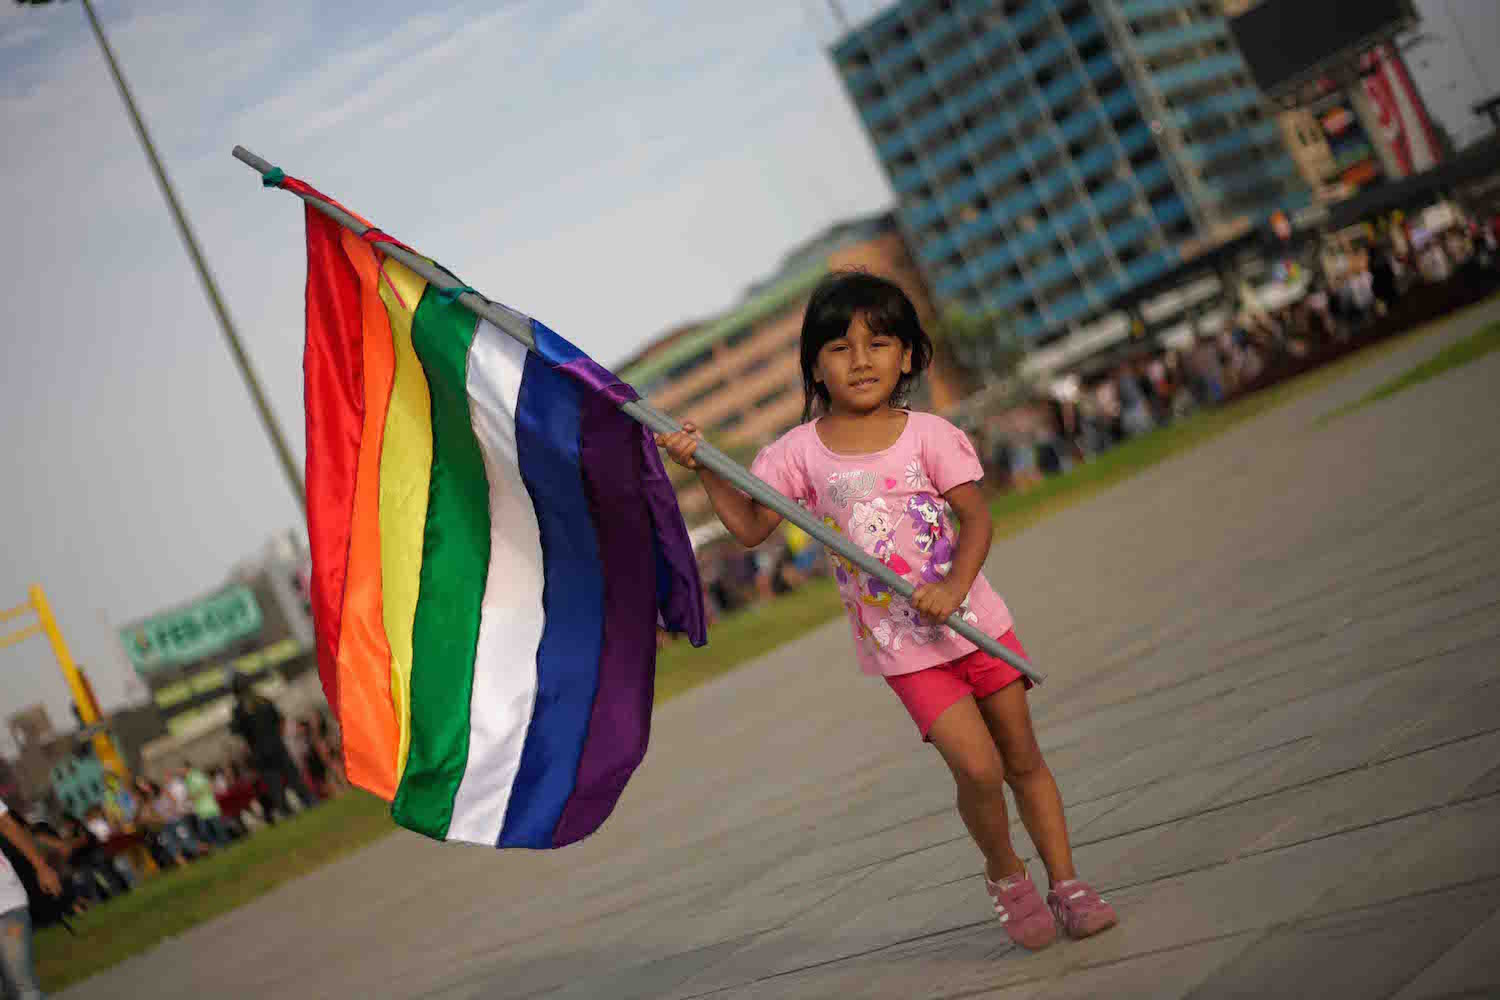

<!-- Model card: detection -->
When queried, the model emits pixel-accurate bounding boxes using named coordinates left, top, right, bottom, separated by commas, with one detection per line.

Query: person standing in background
left=184, top=765, right=230, bottom=847
left=229, top=675, right=313, bottom=819
left=315, top=713, right=346, bottom=789
left=295, top=720, right=330, bottom=802
left=1, top=798, right=60, bottom=999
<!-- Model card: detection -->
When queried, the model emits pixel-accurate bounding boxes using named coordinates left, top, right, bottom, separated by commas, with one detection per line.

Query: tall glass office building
left=831, top=0, right=1308, bottom=342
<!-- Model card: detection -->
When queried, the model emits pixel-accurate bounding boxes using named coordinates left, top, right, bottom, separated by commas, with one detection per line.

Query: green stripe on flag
left=392, top=290, right=491, bottom=838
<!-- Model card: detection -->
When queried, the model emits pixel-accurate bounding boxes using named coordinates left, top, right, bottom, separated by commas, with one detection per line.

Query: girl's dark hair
left=799, top=270, right=933, bottom=420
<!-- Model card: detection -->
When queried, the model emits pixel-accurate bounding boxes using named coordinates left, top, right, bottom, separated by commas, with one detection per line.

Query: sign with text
left=119, top=585, right=263, bottom=675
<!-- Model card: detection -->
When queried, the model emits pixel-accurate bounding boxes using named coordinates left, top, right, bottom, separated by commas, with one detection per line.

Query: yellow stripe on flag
left=376, top=258, right=432, bottom=781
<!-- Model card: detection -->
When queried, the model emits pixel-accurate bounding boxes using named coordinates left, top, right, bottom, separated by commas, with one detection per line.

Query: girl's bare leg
left=926, top=696, right=1026, bottom=881
left=977, top=681, right=1076, bottom=885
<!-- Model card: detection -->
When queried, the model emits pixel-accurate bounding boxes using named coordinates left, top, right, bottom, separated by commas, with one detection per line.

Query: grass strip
left=1316, top=319, right=1500, bottom=425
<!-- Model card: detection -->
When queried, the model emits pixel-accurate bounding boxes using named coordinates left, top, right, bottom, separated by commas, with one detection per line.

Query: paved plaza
left=67, top=300, right=1500, bottom=999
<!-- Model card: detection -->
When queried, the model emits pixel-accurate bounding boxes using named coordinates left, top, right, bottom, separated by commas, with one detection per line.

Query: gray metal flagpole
left=231, top=146, right=1043, bottom=685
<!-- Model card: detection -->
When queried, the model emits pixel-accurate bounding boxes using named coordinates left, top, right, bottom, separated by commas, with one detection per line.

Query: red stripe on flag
left=277, top=174, right=419, bottom=255
left=303, top=207, right=366, bottom=714
left=280, top=176, right=373, bottom=228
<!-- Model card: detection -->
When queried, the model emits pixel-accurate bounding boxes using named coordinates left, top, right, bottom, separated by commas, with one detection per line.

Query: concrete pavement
left=64, top=298, right=1500, bottom=999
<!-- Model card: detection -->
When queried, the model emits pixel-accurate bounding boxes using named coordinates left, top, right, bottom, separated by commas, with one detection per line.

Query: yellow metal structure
left=0, top=623, right=43, bottom=650
left=0, top=584, right=131, bottom=781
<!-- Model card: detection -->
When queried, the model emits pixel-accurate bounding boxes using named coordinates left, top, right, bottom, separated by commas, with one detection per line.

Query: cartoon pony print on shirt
left=902, top=492, right=979, bottom=634
left=823, top=516, right=859, bottom=587
left=850, top=498, right=910, bottom=571
left=906, top=493, right=957, bottom=585
left=823, top=515, right=889, bottom=615
left=905, top=493, right=943, bottom=554
left=870, top=601, right=939, bottom=651
left=920, top=537, right=957, bottom=585
left=850, top=498, right=911, bottom=606
left=843, top=600, right=873, bottom=645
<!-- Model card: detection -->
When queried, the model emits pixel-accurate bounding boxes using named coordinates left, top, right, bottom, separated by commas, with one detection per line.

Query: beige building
left=7, top=704, right=63, bottom=806
left=621, top=213, right=962, bottom=521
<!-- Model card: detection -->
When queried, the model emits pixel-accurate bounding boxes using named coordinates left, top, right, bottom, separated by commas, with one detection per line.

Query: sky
left=0, top=0, right=898, bottom=751
left=2, top=0, right=1496, bottom=754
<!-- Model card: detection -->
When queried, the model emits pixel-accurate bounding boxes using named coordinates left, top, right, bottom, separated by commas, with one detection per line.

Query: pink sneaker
left=985, top=871, right=1057, bottom=950
left=1046, top=879, right=1118, bottom=939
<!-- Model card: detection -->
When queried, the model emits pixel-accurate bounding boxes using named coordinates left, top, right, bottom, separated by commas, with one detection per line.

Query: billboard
left=1318, top=99, right=1384, bottom=194
left=119, top=584, right=263, bottom=675
left=1229, top=0, right=1417, bottom=100
left=110, top=535, right=319, bottom=744
left=1360, top=45, right=1442, bottom=177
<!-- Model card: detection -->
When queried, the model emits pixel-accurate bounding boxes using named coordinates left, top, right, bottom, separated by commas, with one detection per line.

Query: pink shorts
left=885, top=631, right=1033, bottom=741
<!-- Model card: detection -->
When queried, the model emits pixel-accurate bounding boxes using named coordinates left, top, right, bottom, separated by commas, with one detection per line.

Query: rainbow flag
left=289, top=176, right=706, bottom=847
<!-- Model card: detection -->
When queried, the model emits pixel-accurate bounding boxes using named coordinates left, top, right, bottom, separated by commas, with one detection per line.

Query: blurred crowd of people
left=975, top=212, right=1500, bottom=489
left=698, top=521, right=823, bottom=621
left=13, top=680, right=345, bottom=919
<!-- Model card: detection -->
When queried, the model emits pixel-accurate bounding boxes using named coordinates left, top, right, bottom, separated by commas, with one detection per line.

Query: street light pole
left=58, top=0, right=308, bottom=512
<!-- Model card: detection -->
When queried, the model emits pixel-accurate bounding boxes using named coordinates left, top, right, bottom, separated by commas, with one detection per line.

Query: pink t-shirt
left=750, top=411, right=1013, bottom=677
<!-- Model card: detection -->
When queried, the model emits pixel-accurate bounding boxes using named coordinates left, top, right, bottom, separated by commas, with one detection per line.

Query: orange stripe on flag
left=333, top=229, right=401, bottom=799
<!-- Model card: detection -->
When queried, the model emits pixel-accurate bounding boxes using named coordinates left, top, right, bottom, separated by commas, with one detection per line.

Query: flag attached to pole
left=293, top=178, right=706, bottom=848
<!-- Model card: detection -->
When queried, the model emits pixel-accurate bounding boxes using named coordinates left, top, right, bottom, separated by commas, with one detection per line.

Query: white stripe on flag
left=446, top=322, right=546, bottom=844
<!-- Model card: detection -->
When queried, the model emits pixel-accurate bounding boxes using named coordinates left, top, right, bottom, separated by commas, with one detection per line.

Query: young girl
left=657, top=271, right=1116, bottom=951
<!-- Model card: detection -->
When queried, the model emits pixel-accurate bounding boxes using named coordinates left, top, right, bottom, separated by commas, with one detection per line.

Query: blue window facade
left=831, top=0, right=1306, bottom=342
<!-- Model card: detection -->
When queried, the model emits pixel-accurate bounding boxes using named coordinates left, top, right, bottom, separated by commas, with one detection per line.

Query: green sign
left=120, top=584, right=263, bottom=674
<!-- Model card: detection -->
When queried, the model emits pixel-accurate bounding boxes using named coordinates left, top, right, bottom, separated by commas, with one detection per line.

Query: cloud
left=0, top=21, right=45, bottom=51
left=230, top=10, right=475, bottom=141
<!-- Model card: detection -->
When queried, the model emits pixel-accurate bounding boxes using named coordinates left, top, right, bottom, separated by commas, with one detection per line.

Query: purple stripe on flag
left=537, top=319, right=637, bottom=405
left=551, top=394, right=658, bottom=847
left=558, top=358, right=637, bottom=406
left=639, top=429, right=707, bottom=646
left=552, top=344, right=704, bottom=646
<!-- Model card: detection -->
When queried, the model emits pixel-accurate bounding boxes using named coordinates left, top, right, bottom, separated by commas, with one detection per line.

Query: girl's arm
left=911, top=481, right=993, bottom=623
left=656, top=423, right=782, bottom=547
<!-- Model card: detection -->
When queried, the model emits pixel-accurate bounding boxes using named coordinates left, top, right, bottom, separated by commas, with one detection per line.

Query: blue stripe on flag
left=499, top=353, right=606, bottom=848
left=529, top=319, right=587, bottom=367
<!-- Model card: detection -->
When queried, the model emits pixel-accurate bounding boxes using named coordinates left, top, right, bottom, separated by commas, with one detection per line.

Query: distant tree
left=931, top=307, right=1025, bottom=380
